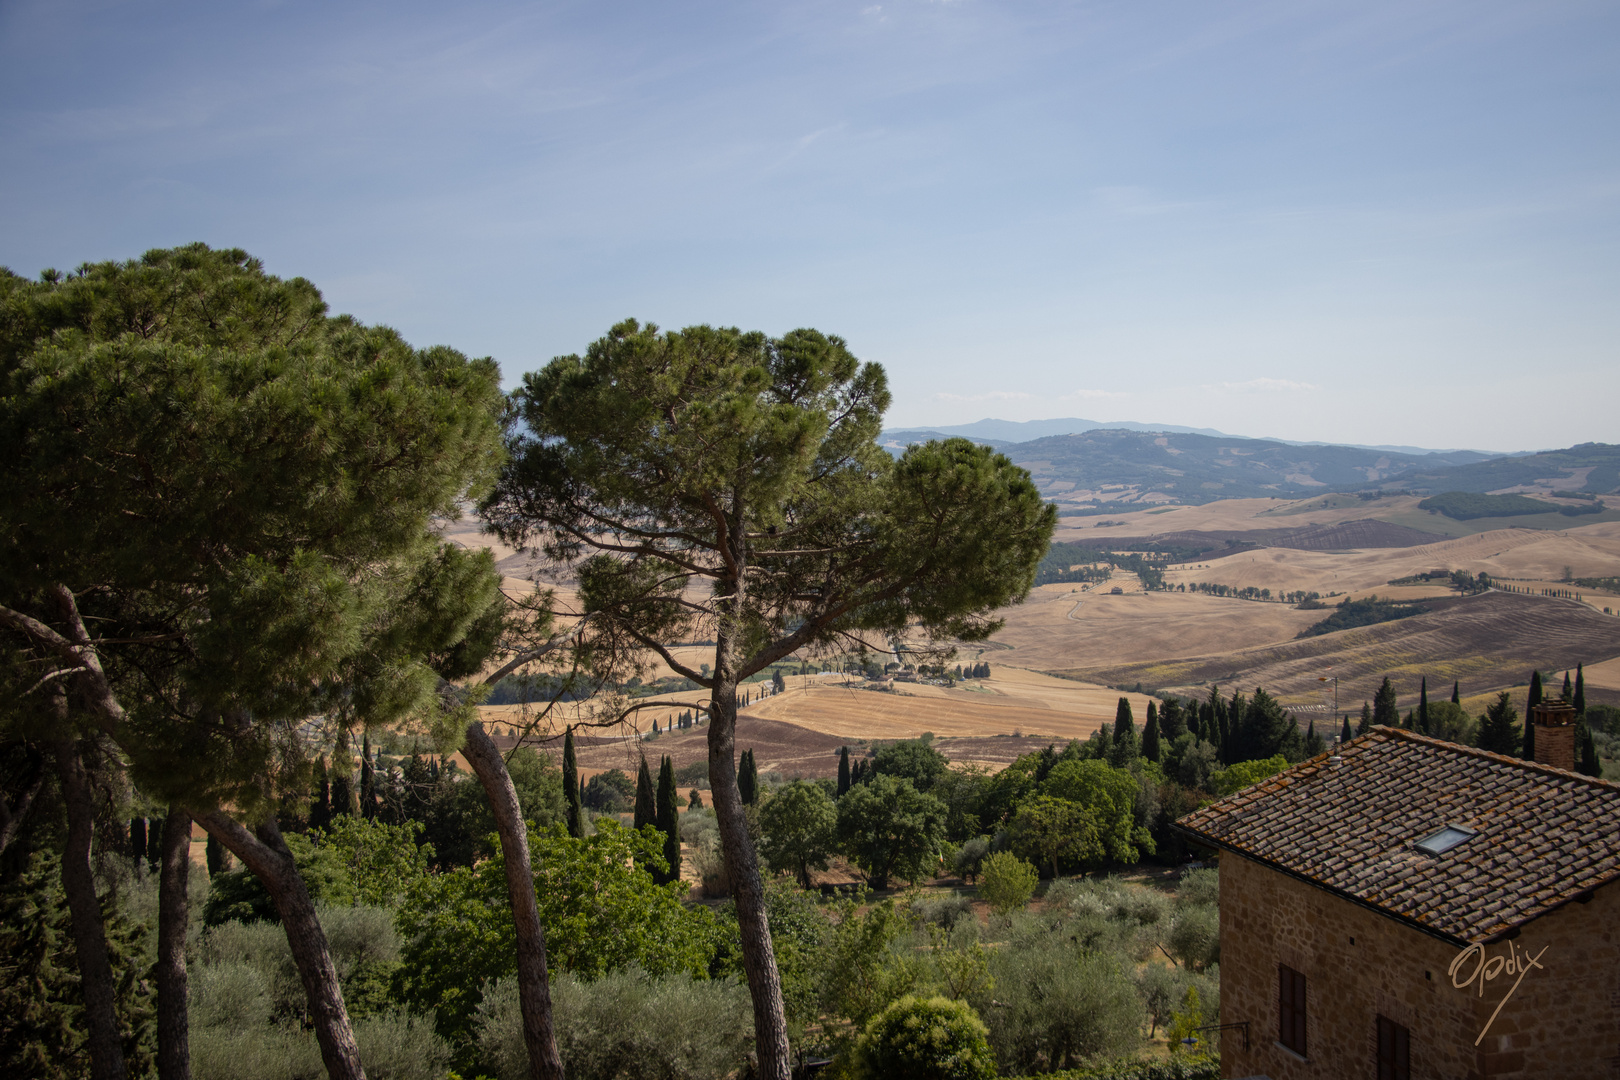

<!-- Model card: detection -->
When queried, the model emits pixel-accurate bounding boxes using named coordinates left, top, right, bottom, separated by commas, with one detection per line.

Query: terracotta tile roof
left=1172, top=726, right=1620, bottom=946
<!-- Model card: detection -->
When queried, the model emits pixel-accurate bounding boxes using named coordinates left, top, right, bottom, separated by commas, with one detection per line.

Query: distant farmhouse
left=1176, top=706, right=1620, bottom=1079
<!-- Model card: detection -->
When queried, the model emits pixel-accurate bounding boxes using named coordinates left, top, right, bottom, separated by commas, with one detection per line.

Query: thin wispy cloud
left=1205, top=378, right=1320, bottom=393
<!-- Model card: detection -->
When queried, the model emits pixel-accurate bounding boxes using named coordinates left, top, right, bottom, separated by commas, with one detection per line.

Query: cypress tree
left=1418, top=678, right=1429, bottom=735
left=634, top=756, right=656, bottom=832
left=310, top=757, right=333, bottom=832
left=146, top=815, right=164, bottom=871
left=1525, top=671, right=1543, bottom=760
left=1304, top=720, right=1324, bottom=757
left=1357, top=701, right=1373, bottom=736
left=563, top=729, right=583, bottom=838
left=1141, top=703, right=1162, bottom=763
left=1114, top=697, right=1135, bottom=739
left=205, top=833, right=226, bottom=876
left=1575, top=663, right=1587, bottom=717
left=1160, top=697, right=1186, bottom=741
left=331, top=765, right=353, bottom=818
left=655, top=756, right=680, bottom=885
left=1578, top=721, right=1602, bottom=776
left=1451, top=681, right=1461, bottom=706
left=1340, top=714, right=1353, bottom=744
left=739, top=749, right=759, bottom=805
left=360, top=733, right=376, bottom=819
left=1562, top=671, right=1573, bottom=702
left=837, top=746, right=851, bottom=796
left=130, top=816, right=148, bottom=870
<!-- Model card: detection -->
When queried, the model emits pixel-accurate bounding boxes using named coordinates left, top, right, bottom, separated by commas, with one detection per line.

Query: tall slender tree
left=1451, top=681, right=1461, bottom=706
left=1141, top=703, right=1162, bottom=763
left=481, top=320, right=1054, bottom=1079
left=837, top=746, right=851, bottom=796
left=1357, top=701, right=1373, bottom=736
left=562, top=729, right=583, bottom=839
left=1418, top=678, right=1430, bottom=735
left=1525, top=671, right=1544, bottom=760
left=634, top=756, right=657, bottom=832
left=655, top=755, right=681, bottom=885
left=1575, top=663, right=1587, bottom=717
left=360, top=734, right=376, bottom=820
left=1339, top=714, right=1353, bottom=744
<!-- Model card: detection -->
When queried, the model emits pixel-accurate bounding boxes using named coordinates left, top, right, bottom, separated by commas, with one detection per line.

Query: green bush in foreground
left=1022, top=1056, right=1219, bottom=1080
left=850, top=995, right=997, bottom=1080
left=978, top=851, right=1038, bottom=915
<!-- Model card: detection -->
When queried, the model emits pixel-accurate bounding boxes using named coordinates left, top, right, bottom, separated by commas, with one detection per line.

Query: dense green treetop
left=481, top=319, right=1056, bottom=685
left=0, top=245, right=506, bottom=809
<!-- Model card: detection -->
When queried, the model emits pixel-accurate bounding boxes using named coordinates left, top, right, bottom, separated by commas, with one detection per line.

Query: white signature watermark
left=1449, top=941, right=1549, bottom=1046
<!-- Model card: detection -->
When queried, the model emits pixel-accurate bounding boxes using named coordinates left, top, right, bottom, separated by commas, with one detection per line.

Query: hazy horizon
left=3, top=0, right=1617, bottom=454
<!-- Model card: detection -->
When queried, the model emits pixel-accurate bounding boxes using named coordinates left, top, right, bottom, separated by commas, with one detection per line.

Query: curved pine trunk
left=157, top=809, right=193, bottom=1080
left=708, top=682, right=791, bottom=1079
left=462, top=721, right=564, bottom=1080
left=53, top=740, right=129, bottom=1080
left=194, top=810, right=365, bottom=1080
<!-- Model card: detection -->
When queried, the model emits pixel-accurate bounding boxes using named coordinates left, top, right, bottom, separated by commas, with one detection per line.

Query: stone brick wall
left=1218, top=853, right=1620, bottom=1079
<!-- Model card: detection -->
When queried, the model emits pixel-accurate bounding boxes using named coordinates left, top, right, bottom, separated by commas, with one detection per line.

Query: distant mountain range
left=882, top=417, right=1494, bottom=457
left=879, top=421, right=1619, bottom=506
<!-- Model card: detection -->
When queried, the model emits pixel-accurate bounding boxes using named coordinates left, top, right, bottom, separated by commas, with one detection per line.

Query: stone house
left=1174, top=705, right=1620, bottom=1079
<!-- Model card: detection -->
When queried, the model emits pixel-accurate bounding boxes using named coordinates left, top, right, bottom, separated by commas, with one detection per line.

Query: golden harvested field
left=987, top=583, right=1323, bottom=669
left=1050, top=495, right=1428, bottom=541
left=744, top=668, right=1155, bottom=744
left=1161, top=522, right=1620, bottom=598
left=1064, top=591, right=1620, bottom=714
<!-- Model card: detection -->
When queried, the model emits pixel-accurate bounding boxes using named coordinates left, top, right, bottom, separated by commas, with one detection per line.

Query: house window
left=1278, top=964, right=1307, bottom=1056
left=1377, top=1015, right=1410, bottom=1080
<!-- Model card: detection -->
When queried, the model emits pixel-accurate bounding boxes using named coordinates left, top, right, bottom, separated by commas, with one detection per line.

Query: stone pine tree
left=1525, top=671, right=1543, bottom=760
left=1141, top=702, right=1162, bottom=763
left=481, top=319, right=1055, bottom=1080
left=634, top=756, right=657, bottom=832
left=838, top=746, right=851, bottom=796
left=562, top=729, right=583, bottom=838
left=655, top=755, right=681, bottom=885
left=1372, top=677, right=1399, bottom=728
left=0, top=246, right=561, bottom=1080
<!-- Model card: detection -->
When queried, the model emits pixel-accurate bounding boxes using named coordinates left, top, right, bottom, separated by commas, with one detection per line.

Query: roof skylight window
left=1413, top=825, right=1475, bottom=857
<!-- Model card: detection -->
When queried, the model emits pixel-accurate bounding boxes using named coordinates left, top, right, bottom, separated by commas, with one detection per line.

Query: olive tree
left=482, top=319, right=1055, bottom=1079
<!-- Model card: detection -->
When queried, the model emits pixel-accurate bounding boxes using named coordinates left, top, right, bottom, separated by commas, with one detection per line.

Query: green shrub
left=475, top=970, right=753, bottom=1080
left=189, top=1012, right=448, bottom=1080
left=914, top=890, right=976, bottom=930
left=1031, top=1056, right=1221, bottom=1079
left=1175, top=869, right=1217, bottom=908
left=848, top=995, right=997, bottom=1080
left=978, top=852, right=1038, bottom=915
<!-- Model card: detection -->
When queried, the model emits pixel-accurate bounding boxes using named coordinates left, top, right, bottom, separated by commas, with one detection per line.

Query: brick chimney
left=1531, top=702, right=1578, bottom=772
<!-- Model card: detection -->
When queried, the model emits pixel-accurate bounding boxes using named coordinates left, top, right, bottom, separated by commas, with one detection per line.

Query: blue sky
left=3, top=1, right=1617, bottom=452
